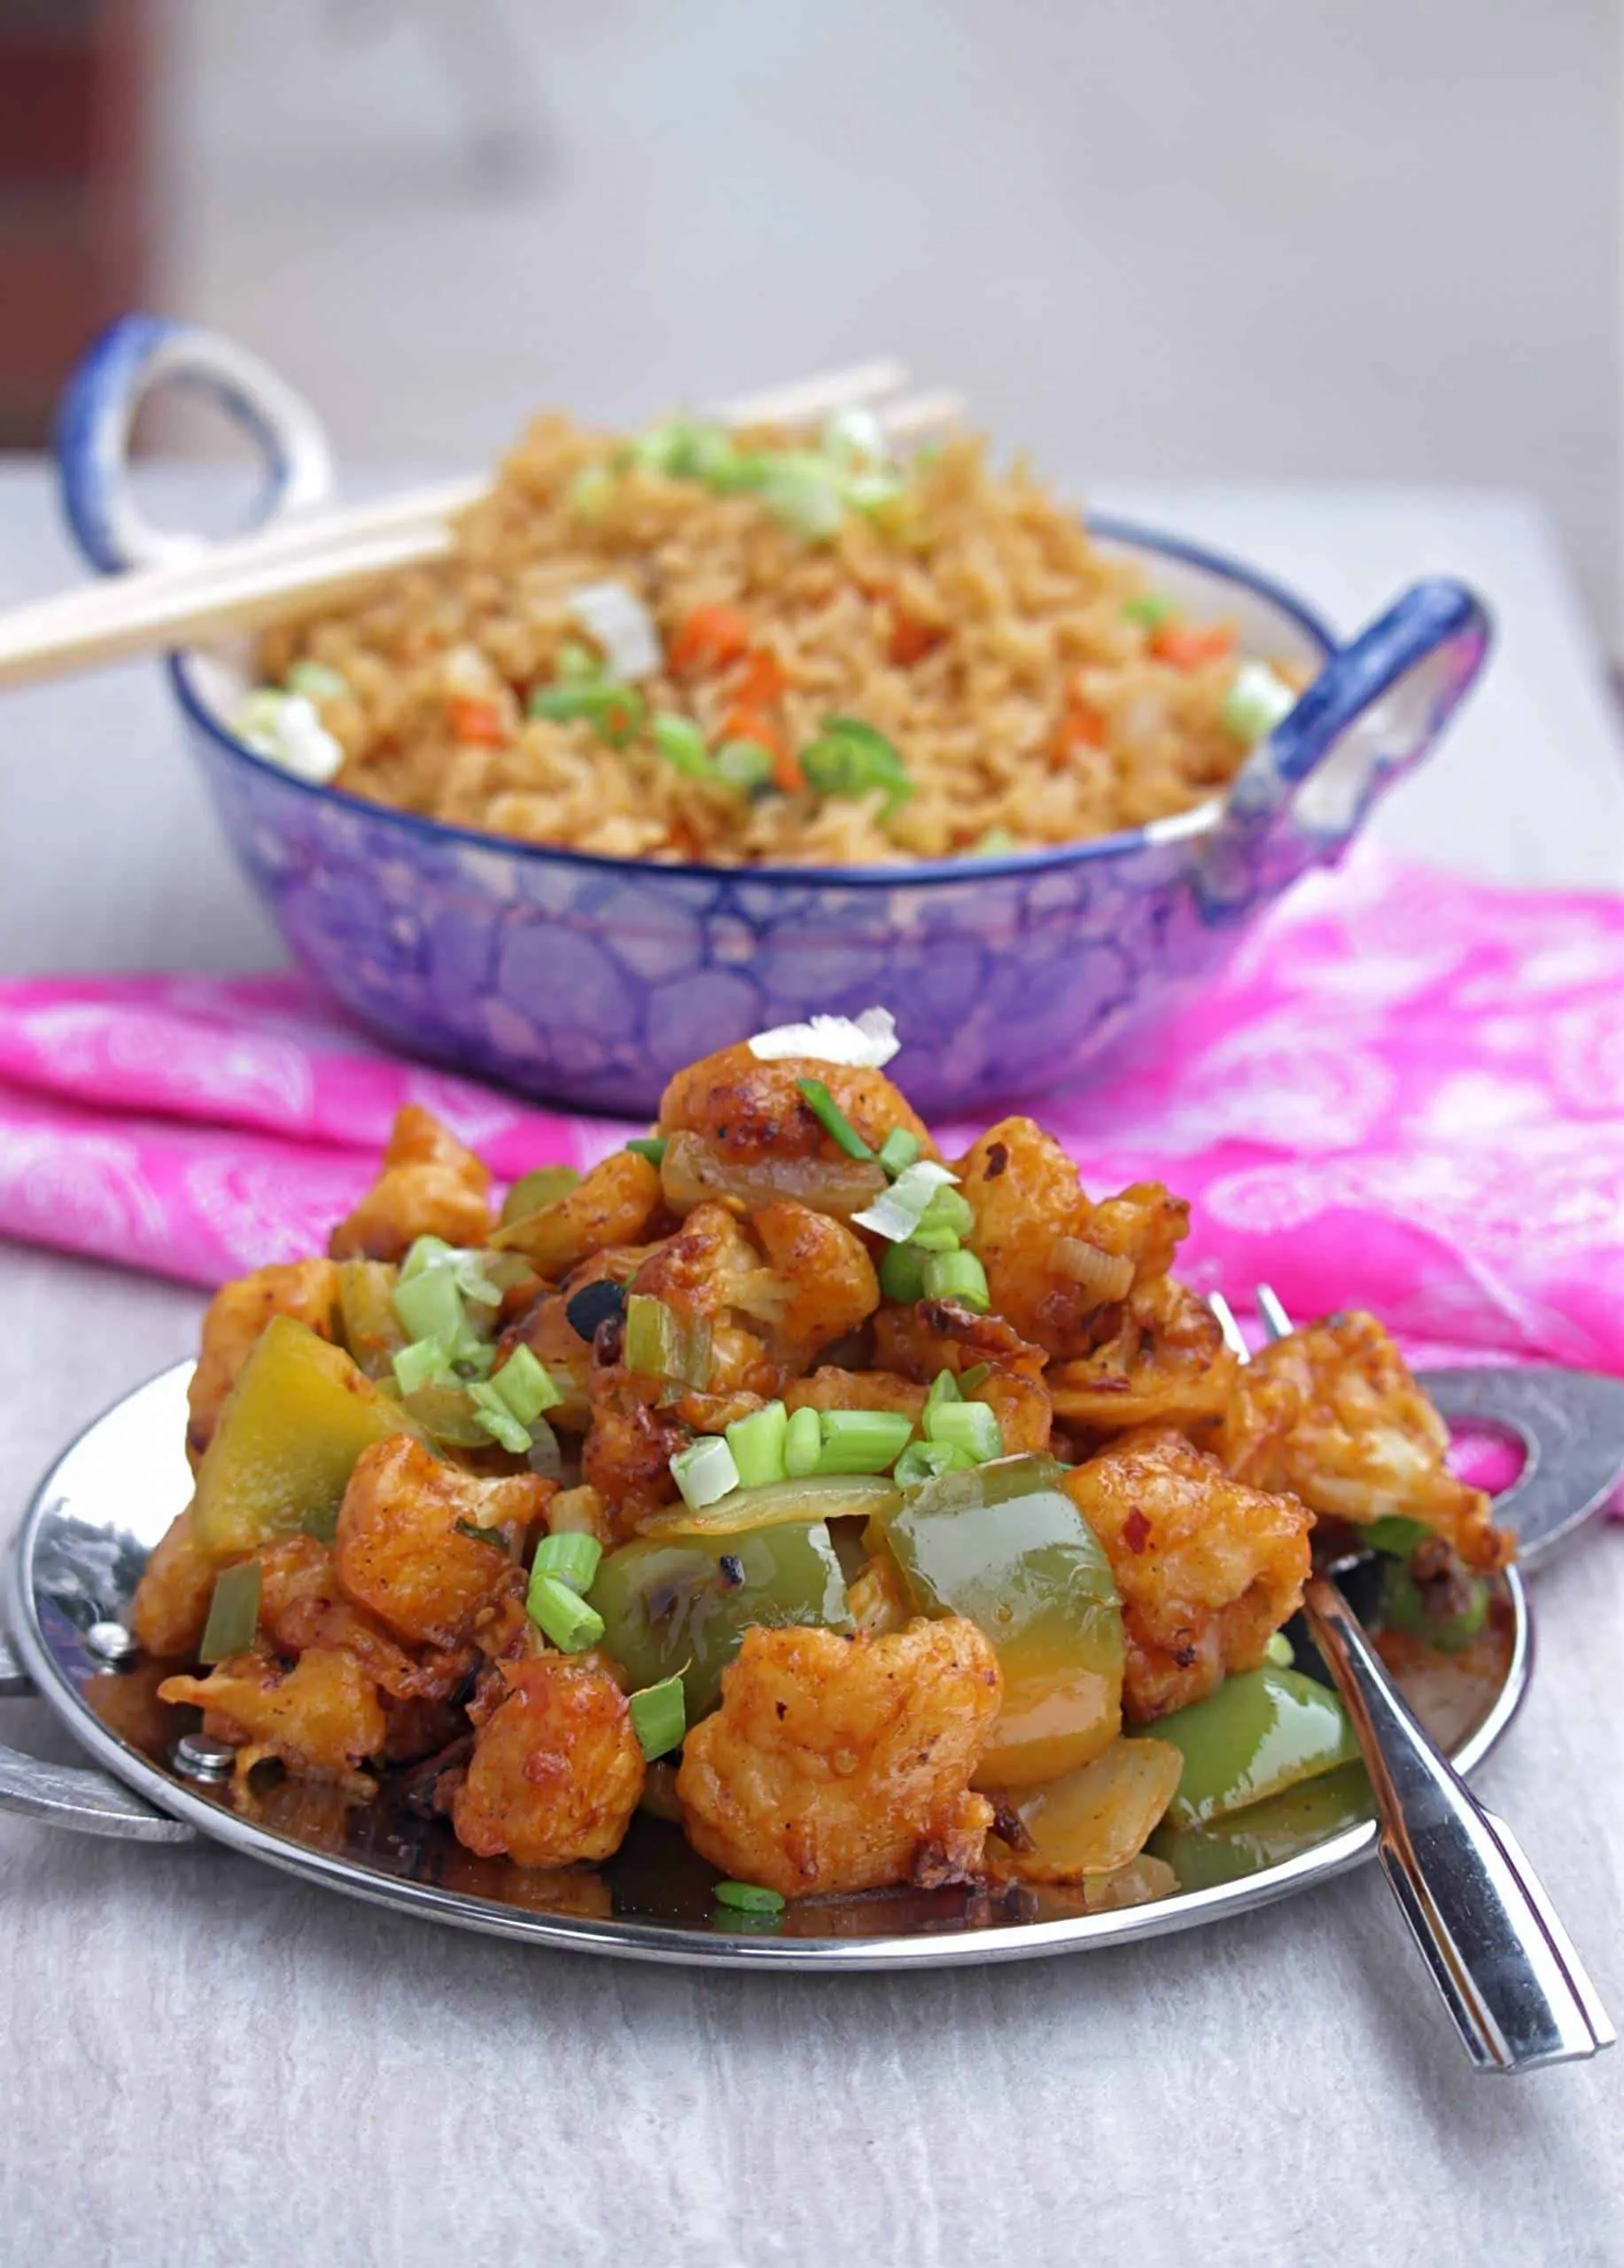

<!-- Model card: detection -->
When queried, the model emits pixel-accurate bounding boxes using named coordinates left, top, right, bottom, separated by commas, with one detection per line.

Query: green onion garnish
left=285, top=658, right=348, bottom=702
left=924, top=1184, right=975, bottom=1239
left=851, top=1158, right=959, bottom=1242
left=958, top=1363, right=991, bottom=1393
left=876, top=1127, right=921, bottom=1178
left=712, top=1879, right=786, bottom=1914
left=924, top=1368, right=961, bottom=1411
left=501, top=1165, right=581, bottom=1226
left=973, top=827, right=1019, bottom=857
left=198, top=1559, right=261, bottom=1665
left=758, top=454, right=847, bottom=540
left=1264, top=1631, right=1295, bottom=1667
left=922, top=1398, right=1002, bottom=1463
left=529, top=680, right=647, bottom=746
left=893, top=1440, right=976, bottom=1487
left=626, top=1136, right=668, bottom=1167
left=467, top=1382, right=532, bottom=1455
left=527, top=1569, right=606, bottom=1651
left=532, top=1530, right=602, bottom=1593
left=713, top=739, right=775, bottom=795
left=1222, top=660, right=1298, bottom=744
left=1362, top=1515, right=1435, bottom=1559
left=392, top=1336, right=452, bottom=1397
left=812, top=1409, right=914, bottom=1476
left=783, top=1404, right=822, bottom=1479
left=392, top=1264, right=466, bottom=1351
left=651, top=712, right=715, bottom=778
left=726, top=1400, right=789, bottom=1490
left=492, top=1343, right=562, bottom=1425
left=1123, top=593, right=1176, bottom=629
left=671, top=1434, right=741, bottom=1511
left=907, top=1219, right=961, bottom=1254
left=629, top=1674, right=687, bottom=1761
left=800, top=716, right=912, bottom=814
left=921, top=1248, right=991, bottom=1312
left=796, top=1077, right=875, bottom=1161
left=879, top=1243, right=929, bottom=1303
left=634, top=417, right=739, bottom=485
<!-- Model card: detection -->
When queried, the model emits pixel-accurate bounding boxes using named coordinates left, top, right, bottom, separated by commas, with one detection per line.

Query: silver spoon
left=1208, top=1286, right=1614, bottom=2074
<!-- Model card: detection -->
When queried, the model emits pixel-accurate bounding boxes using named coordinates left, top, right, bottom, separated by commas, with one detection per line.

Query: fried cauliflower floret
left=129, top=1511, right=218, bottom=1657
left=450, top=1654, right=644, bottom=1869
left=1216, top=1310, right=1511, bottom=1572
left=329, top=1106, right=493, bottom=1262
left=957, top=1119, right=1187, bottom=1359
left=1048, top=1278, right=1237, bottom=1433
left=186, top=1258, right=340, bottom=1460
left=334, top=1436, right=547, bottom=1646
left=676, top=1618, right=1002, bottom=1899
left=1065, top=1427, right=1311, bottom=1721
left=256, top=1534, right=468, bottom=1700
left=493, top=1151, right=662, bottom=1277
left=657, top=1042, right=934, bottom=1167
left=628, top=1202, right=779, bottom=1393
left=748, top=1200, right=880, bottom=1371
left=159, top=1646, right=386, bottom=1798
left=872, top=1298, right=1053, bottom=1454
left=786, top=1368, right=929, bottom=1422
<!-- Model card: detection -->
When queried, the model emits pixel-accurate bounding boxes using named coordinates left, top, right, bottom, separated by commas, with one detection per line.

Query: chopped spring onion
left=630, top=1674, right=687, bottom=1761
left=400, top=1237, right=501, bottom=1306
left=1222, top=660, right=1298, bottom=744
left=555, top=638, right=601, bottom=681
left=626, top=1136, right=668, bottom=1167
left=1362, top=1515, right=1435, bottom=1559
left=877, top=1127, right=921, bottom=1178
left=501, top=1165, right=581, bottom=1226
left=748, top=1007, right=900, bottom=1070
left=973, top=827, right=1019, bottom=857
left=796, top=1077, right=876, bottom=1161
left=1123, top=592, right=1177, bottom=630
left=879, top=1243, right=929, bottom=1303
left=922, top=1398, right=1003, bottom=1463
left=634, top=417, right=738, bottom=485
left=569, top=580, right=662, bottom=681
left=565, top=1278, right=627, bottom=1340
left=392, top=1336, right=453, bottom=1397
left=529, top=679, right=646, bottom=746
left=921, top=1248, right=991, bottom=1312
left=233, top=688, right=345, bottom=784
left=812, top=1409, right=914, bottom=1476
left=924, top=1184, right=975, bottom=1239
left=923, top=1368, right=961, bottom=1411
left=851, top=1158, right=959, bottom=1242
left=526, top=1417, right=563, bottom=1480
left=712, top=1879, right=786, bottom=1914
left=726, top=1400, right=789, bottom=1489
left=527, top=1569, right=606, bottom=1651
left=492, top=1343, right=562, bottom=1425
left=783, top=1404, right=822, bottom=1480
left=1264, top=1631, right=1295, bottom=1667
left=907, top=1219, right=961, bottom=1254
left=652, top=713, right=716, bottom=779
left=392, top=1264, right=468, bottom=1352
left=199, top=1559, right=262, bottom=1665
left=285, top=658, right=349, bottom=702
left=714, top=738, right=775, bottom=795
left=800, top=717, right=912, bottom=813
left=758, top=453, right=846, bottom=540
left=821, top=406, right=889, bottom=470
left=566, top=463, right=616, bottom=520
left=958, top=1363, right=991, bottom=1393
left=893, top=1439, right=976, bottom=1488
left=532, top=1530, right=602, bottom=1594
left=467, top=1382, right=532, bottom=1455
left=671, top=1434, right=741, bottom=1511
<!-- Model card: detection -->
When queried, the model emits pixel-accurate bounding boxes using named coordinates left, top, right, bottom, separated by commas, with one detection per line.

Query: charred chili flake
left=566, top=1277, right=628, bottom=1340
left=1123, top=1509, right=1152, bottom=1554
left=983, top=1142, right=1009, bottom=1179
left=454, top=1517, right=509, bottom=1550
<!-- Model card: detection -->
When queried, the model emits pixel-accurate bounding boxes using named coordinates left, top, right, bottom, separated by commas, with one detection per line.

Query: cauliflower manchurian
left=134, top=1016, right=1502, bottom=1907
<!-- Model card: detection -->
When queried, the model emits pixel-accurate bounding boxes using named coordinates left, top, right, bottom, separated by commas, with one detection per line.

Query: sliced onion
left=994, top=1738, right=1184, bottom=1880
left=638, top=1474, right=899, bottom=1538
left=747, top=1007, right=899, bottom=1068
left=1054, top=1239, right=1135, bottom=1304
left=660, top=1129, right=886, bottom=1218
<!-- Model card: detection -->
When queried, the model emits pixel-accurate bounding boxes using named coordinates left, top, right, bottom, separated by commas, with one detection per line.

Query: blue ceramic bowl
left=57, top=317, right=1490, bottom=1117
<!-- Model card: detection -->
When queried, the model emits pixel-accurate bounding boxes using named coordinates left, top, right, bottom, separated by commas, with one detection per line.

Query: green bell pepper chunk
left=1154, top=1666, right=1360, bottom=1830
left=874, top=1453, right=1124, bottom=1787
left=1379, top=1559, right=1490, bottom=1654
left=501, top=1166, right=582, bottom=1227
left=589, top=1519, right=853, bottom=1719
left=1149, top=1761, right=1373, bottom=1892
left=1359, top=1515, right=1435, bottom=1558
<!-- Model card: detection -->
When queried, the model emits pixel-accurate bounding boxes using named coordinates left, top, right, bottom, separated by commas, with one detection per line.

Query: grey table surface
left=0, top=465, right=1621, bottom=2268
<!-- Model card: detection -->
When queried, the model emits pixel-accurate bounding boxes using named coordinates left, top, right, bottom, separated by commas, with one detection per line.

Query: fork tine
left=1255, top=1284, right=1294, bottom=1342
left=1207, top=1290, right=1250, bottom=1363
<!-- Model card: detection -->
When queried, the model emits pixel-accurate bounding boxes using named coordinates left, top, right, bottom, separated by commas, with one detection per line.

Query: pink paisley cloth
left=1, top=851, right=1620, bottom=1401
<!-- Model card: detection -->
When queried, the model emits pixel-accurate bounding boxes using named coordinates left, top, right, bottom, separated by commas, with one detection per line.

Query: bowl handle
left=55, top=314, right=336, bottom=575
left=1199, top=579, right=1490, bottom=911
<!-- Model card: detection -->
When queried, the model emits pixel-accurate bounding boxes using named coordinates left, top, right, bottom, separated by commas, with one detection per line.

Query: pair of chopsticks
left=0, top=360, right=964, bottom=693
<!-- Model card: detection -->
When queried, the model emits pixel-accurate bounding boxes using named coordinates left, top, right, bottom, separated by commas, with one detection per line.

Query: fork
left=1207, top=1285, right=1615, bottom=2074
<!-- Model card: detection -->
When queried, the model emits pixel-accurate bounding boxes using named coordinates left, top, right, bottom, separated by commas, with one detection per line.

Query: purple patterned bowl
left=56, top=317, right=1490, bottom=1116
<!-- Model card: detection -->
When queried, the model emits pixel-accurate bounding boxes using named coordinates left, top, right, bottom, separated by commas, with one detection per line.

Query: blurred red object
left=0, top=0, right=150, bottom=446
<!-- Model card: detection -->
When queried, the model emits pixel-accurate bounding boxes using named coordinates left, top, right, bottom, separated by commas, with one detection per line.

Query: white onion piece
left=1054, top=1238, right=1135, bottom=1305
left=748, top=1006, right=900, bottom=1069
left=568, top=579, right=662, bottom=680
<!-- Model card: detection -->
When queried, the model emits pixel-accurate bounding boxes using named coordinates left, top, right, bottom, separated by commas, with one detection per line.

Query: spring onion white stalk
left=1222, top=660, right=1298, bottom=743
left=233, top=689, right=344, bottom=784
left=748, top=1006, right=899, bottom=1069
left=670, top=1434, right=742, bottom=1511
left=851, top=1158, right=959, bottom=1243
left=569, top=580, right=663, bottom=681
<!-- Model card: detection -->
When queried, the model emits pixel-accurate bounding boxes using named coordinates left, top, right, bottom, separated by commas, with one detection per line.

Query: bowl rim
left=171, top=512, right=1337, bottom=893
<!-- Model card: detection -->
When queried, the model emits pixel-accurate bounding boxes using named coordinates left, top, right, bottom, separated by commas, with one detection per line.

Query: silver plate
left=3, top=1360, right=1532, bottom=1971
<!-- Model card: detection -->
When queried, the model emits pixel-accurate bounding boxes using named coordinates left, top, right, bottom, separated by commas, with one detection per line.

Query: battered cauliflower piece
left=450, top=1654, right=644, bottom=1869
left=159, top=1646, right=386, bottom=1798
left=130, top=1511, right=217, bottom=1657
left=748, top=1200, right=880, bottom=1371
left=676, top=1618, right=1003, bottom=1899
left=256, top=1534, right=468, bottom=1701
left=1048, top=1278, right=1237, bottom=1433
left=872, top=1299, right=1053, bottom=1455
left=1064, top=1427, right=1311, bottom=1721
left=493, top=1151, right=662, bottom=1278
left=329, top=1106, right=493, bottom=1262
left=958, top=1119, right=1187, bottom=1359
left=186, top=1258, right=340, bottom=1460
left=334, top=1436, right=547, bottom=1646
left=658, top=1041, right=935, bottom=1169
left=1216, top=1310, right=1511, bottom=1572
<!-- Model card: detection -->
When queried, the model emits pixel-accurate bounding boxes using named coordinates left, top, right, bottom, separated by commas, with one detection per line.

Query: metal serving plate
left=2, top=1360, right=1535, bottom=1971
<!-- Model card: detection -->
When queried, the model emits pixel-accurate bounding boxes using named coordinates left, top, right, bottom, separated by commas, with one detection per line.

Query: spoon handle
left=1303, top=1573, right=1614, bottom=2074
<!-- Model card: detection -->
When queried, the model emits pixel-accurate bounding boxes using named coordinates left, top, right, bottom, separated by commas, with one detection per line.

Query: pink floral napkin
left=2, top=851, right=1620, bottom=1389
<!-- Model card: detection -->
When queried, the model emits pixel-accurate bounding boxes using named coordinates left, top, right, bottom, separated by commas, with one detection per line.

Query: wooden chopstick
left=0, top=360, right=954, bottom=693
